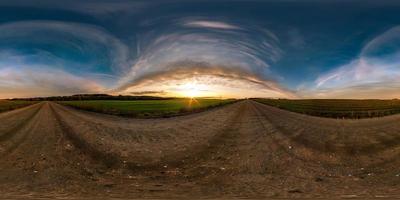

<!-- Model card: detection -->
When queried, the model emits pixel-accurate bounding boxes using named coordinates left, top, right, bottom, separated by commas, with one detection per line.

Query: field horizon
left=2, top=96, right=400, bottom=120
left=4, top=93, right=400, bottom=101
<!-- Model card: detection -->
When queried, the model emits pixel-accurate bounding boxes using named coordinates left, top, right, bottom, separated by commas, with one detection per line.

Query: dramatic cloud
left=0, top=20, right=131, bottom=73
left=2, top=1, right=399, bottom=99
left=308, top=26, right=400, bottom=99
left=361, top=26, right=400, bottom=58
left=0, top=17, right=292, bottom=98
left=116, top=61, right=294, bottom=98
left=0, top=20, right=133, bottom=98
left=0, top=67, right=104, bottom=98
left=130, top=91, right=166, bottom=96
left=116, top=17, right=288, bottom=97
left=183, top=20, right=241, bottom=30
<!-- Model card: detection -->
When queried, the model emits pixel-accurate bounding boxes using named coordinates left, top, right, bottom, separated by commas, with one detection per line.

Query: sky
left=1, top=0, right=400, bottom=99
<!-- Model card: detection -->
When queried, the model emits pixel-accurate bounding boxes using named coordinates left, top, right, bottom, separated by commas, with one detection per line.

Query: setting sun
left=178, top=82, right=208, bottom=98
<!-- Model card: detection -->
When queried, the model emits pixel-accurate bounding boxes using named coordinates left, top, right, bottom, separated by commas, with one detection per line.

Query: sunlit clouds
left=308, top=26, right=400, bottom=99
left=116, top=17, right=287, bottom=98
left=118, top=62, right=294, bottom=98
left=0, top=67, right=104, bottom=98
left=0, top=16, right=290, bottom=99
left=1, top=1, right=400, bottom=99
left=0, top=20, right=130, bottom=98
left=183, top=20, right=241, bottom=30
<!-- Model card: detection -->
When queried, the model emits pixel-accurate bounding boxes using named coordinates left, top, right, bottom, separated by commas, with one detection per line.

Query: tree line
left=11, top=94, right=173, bottom=101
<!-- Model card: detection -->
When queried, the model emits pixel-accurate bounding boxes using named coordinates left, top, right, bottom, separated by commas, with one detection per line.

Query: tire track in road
left=252, top=101, right=340, bottom=154
left=48, top=101, right=248, bottom=173
left=248, top=101, right=331, bottom=177
left=248, top=101, right=400, bottom=197
left=0, top=102, right=110, bottom=196
left=163, top=100, right=286, bottom=197
left=252, top=100, right=400, bottom=172
left=253, top=101, right=400, bottom=155
left=44, top=101, right=257, bottom=198
left=0, top=103, right=43, bottom=142
left=0, top=103, right=44, bottom=156
left=250, top=101, right=339, bottom=164
left=49, top=102, right=121, bottom=168
left=178, top=101, right=247, bottom=174
left=137, top=100, right=247, bottom=172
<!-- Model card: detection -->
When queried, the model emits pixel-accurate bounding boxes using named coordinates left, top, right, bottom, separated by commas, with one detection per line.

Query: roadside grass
left=58, top=98, right=237, bottom=118
left=254, top=98, right=400, bottom=119
left=0, top=100, right=37, bottom=113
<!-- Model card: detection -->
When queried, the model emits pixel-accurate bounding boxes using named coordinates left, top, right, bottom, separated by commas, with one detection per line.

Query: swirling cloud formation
left=117, top=18, right=291, bottom=98
left=310, top=26, right=400, bottom=99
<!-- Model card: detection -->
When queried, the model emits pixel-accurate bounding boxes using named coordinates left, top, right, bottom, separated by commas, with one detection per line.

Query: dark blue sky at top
left=1, top=0, right=400, bottom=98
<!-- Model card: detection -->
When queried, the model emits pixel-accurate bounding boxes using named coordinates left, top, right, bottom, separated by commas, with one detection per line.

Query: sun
left=179, top=82, right=206, bottom=98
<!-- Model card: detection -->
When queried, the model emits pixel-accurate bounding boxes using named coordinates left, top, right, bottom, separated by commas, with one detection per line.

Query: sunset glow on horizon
left=1, top=1, right=400, bottom=99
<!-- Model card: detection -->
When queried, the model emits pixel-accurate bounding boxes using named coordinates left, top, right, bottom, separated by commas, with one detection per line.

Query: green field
left=254, top=98, right=400, bottom=119
left=59, top=98, right=236, bottom=118
left=0, top=100, right=37, bottom=113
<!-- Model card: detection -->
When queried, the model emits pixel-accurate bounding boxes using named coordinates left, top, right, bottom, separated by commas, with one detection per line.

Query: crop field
left=59, top=98, right=236, bottom=117
left=254, top=98, right=400, bottom=119
left=0, top=100, right=37, bottom=113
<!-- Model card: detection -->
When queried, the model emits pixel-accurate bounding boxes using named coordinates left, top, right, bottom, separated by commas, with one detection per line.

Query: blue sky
left=0, top=0, right=400, bottom=98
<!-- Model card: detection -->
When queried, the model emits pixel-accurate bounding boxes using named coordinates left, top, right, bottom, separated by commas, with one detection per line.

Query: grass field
left=0, top=100, right=37, bottom=113
left=254, top=98, right=400, bottom=119
left=59, top=98, right=237, bottom=118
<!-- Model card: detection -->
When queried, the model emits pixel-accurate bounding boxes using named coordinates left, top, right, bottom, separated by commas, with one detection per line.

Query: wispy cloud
left=111, top=16, right=290, bottom=98
left=129, top=90, right=166, bottom=95
left=0, top=16, right=288, bottom=98
left=0, top=20, right=131, bottom=73
left=0, top=67, right=104, bottom=98
left=361, top=26, right=400, bottom=57
left=116, top=61, right=295, bottom=98
left=308, top=25, right=400, bottom=98
left=0, top=20, right=134, bottom=98
left=183, top=20, right=241, bottom=30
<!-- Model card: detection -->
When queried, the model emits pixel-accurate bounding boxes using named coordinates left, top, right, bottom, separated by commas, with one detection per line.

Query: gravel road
left=0, top=101, right=399, bottom=199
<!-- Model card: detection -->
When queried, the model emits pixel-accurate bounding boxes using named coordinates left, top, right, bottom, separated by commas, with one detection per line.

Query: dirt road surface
left=0, top=101, right=399, bottom=199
